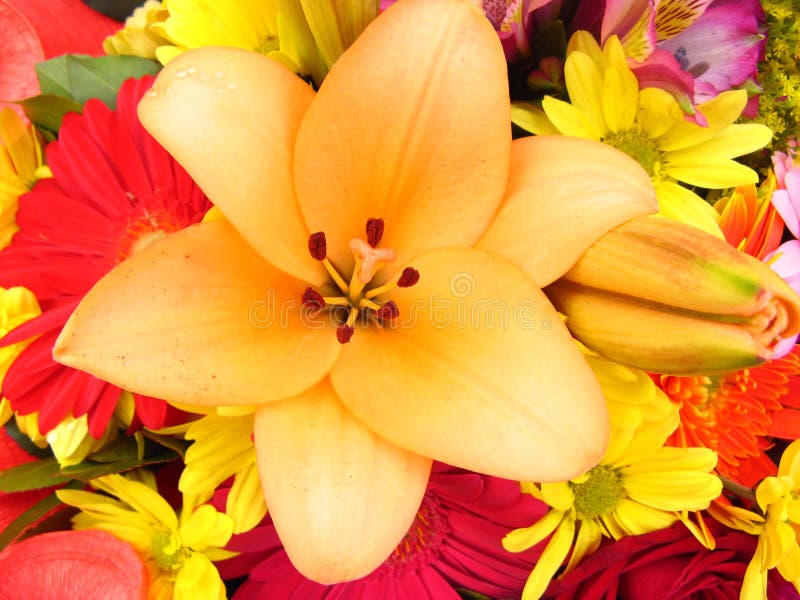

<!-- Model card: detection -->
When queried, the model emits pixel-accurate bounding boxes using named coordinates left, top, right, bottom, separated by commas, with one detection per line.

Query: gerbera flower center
left=303, top=218, right=419, bottom=344
left=570, top=465, right=625, bottom=520
left=117, top=207, right=183, bottom=261
left=383, top=493, right=448, bottom=576
left=150, top=528, right=189, bottom=572
left=603, top=129, right=662, bottom=179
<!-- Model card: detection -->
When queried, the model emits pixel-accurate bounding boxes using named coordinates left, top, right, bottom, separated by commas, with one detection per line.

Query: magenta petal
left=658, top=0, right=764, bottom=101
left=0, top=530, right=148, bottom=600
left=630, top=49, right=697, bottom=115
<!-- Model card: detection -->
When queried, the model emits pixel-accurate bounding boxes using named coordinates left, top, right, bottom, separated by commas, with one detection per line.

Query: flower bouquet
left=1, top=0, right=799, bottom=598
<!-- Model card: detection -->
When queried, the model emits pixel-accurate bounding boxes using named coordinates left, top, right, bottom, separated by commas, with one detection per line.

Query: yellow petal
left=602, top=66, right=638, bottom=133
left=299, top=0, right=378, bottom=71
left=521, top=517, right=575, bottom=600
left=542, top=95, right=599, bottom=139
left=511, top=102, right=561, bottom=135
left=665, top=123, right=773, bottom=162
left=563, top=51, right=608, bottom=138
left=253, top=378, right=431, bottom=584
left=477, top=136, right=657, bottom=287
left=503, top=509, right=566, bottom=552
left=655, top=182, right=724, bottom=238
left=173, top=553, right=226, bottom=600
left=179, top=505, right=234, bottom=551
left=331, top=247, right=608, bottom=482
left=656, top=89, right=748, bottom=152
left=55, top=219, right=340, bottom=406
left=294, top=0, right=510, bottom=272
left=664, top=159, right=760, bottom=189
left=137, top=46, right=325, bottom=286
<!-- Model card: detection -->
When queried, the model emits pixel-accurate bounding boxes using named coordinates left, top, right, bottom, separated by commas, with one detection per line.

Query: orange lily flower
left=53, top=0, right=656, bottom=584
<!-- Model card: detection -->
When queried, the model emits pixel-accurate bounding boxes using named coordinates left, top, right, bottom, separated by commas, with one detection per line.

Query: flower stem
left=720, top=476, right=756, bottom=503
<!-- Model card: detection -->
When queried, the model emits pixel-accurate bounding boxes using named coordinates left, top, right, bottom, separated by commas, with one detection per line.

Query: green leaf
left=0, top=457, right=73, bottom=493
left=36, top=54, right=161, bottom=109
left=17, top=94, right=83, bottom=135
left=140, top=430, right=191, bottom=458
left=61, top=437, right=179, bottom=482
left=2, top=422, right=52, bottom=460
left=0, top=482, right=82, bottom=551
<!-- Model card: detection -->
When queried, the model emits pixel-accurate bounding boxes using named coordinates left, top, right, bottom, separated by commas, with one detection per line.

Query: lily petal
left=254, top=378, right=431, bottom=583
left=294, top=0, right=510, bottom=272
left=137, top=46, right=325, bottom=286
left=54, top=219, right=340, bottom=406
left=477, top=136, right=657, bottom=287
left=331, top=247, right=608, bottom=482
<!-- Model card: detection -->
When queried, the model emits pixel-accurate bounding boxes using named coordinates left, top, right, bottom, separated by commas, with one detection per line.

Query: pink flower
left=0, top=530, right=148, bottom=599
left=659, top=0, right=765, bottom=111
left=219, top=464, right=545, bottom=599
left=772, top=149, right=800, bottom=239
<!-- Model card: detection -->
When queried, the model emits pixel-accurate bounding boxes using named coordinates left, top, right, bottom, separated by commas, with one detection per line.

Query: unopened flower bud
left=546, top=216, right=800, bottom=375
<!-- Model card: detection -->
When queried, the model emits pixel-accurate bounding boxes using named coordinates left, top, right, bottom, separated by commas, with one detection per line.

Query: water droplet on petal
left=175, top=69, right=187, bottom=78
left=227, top=82, right=236, bottom=90
left=215, top=71, right=224, bottom=78
left=145, top=89, right=158, bottom=98
left=187, top=67, right=197, bottom=75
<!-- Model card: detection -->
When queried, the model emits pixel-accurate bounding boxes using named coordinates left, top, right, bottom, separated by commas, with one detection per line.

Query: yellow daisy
left=741, top=439, right=800, bottom=597
left=512, top=32, right=773, bottom=237
left=57, top=471, right=235, bottom=600
left=103, top=0, right=170, bottom=59
left=0, top=109, right=50, bottom=250
left=503, top=354, right=722, bottom=600
left=179, top=410, right=266, bottom=534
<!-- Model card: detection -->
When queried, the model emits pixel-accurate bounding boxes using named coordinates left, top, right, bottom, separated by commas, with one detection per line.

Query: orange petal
left=294, top=0, right=510, bottom=274
left=254, top=378, right=431, bottom=583
left=477, top=136, right=657, bottom=287
left=137, top=46, right=326, bottom=286
left=0, top=530, right=148, bottom=600
left=54, top=219, right=340, bottom=406
left=331, top=247, right=608, bottom=482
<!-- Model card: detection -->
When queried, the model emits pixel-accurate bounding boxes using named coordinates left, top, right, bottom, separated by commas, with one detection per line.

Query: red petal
left=0, top=530, right=148, bottom=600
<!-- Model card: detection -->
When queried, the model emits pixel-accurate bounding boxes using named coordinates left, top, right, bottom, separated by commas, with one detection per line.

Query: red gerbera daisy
left=219, top=464, right=546, bottom=599
left=656, top=345, right=800, bottom=487
left=0, top=76, right=211, bottom=438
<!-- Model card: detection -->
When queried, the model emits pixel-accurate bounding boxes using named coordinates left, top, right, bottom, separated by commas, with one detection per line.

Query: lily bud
left=546, top=216, right=800, bottom=375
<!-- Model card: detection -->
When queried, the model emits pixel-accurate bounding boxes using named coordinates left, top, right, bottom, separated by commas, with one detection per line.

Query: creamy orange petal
left=476, top=136, right=657, bottom=287
left=294, top=0, right=510, bottom=273
left=254, top=378, right=431, bottom=583
left=55, top=220, right=340, bottom=406
left=137, top=46, right=325, bottom=286
left=331, top=247, right=608, bottom=482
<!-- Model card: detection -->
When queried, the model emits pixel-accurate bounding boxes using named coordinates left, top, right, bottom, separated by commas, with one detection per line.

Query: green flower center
left=603, top=129, right=661, bottom=177
left=151, top=529, right=189, bottom=571
left=570, top=465, right=626, bottom=520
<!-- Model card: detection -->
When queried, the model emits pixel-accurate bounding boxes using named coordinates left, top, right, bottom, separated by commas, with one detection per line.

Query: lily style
left=52, top=0, right=658, bottom=584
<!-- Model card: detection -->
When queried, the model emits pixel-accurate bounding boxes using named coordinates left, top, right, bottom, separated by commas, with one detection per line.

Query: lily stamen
left=365, top=267, right=420, bottom=299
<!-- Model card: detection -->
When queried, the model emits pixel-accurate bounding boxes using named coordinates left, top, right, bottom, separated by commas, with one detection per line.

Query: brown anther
left=301, top=287, right=325, bottom=310
left=336, top=324, right=355, bottom=344
left=375, top=300, right=399, bottom=321
left=366, top=218, right=385, bottom=248
left=308, top=232, right=327, bottom=260
left=397, top=267, right=420, bottom=288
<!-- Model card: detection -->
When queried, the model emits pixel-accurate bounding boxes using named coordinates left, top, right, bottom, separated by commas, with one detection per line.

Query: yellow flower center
left=570, top=465, right=626, bottom=520
left=603, top=129, right=662, bottom=179
left=151, top=529, right=189, bottom=572
left=303, top=218, right=419, bottom=344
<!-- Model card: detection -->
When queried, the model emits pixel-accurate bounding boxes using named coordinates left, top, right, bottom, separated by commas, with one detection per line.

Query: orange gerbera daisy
left=656, top=345, right=800, bottom=487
